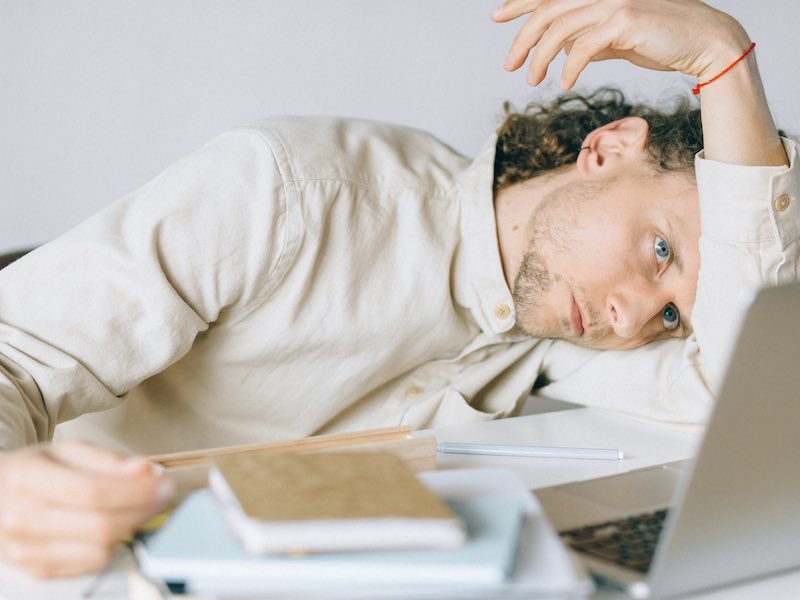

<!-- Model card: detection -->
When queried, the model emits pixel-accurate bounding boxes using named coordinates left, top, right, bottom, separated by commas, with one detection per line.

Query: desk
left=423, top=405, right=800, bottom=599
left=418, top=404, right=702, bottom=490
left=1, top=405, right=799, bottom=599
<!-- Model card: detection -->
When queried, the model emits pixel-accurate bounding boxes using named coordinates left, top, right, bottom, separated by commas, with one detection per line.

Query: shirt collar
left=451, top=133, right=520, bottom=336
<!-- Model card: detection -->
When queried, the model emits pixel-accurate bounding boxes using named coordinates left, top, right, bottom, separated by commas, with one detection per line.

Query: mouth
left=570, top=296, right=585, bottom=337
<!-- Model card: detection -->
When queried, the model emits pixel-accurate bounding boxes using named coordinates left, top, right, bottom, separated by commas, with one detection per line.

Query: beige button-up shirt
left=0, top=118, right=797, bottom=454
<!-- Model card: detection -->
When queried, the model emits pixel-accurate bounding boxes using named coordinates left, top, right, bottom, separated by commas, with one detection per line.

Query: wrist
left=695, top=16, right=752, bottom=82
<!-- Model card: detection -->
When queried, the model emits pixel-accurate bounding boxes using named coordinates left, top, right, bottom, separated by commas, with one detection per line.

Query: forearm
left=0, top=355, right=54, bottom=448
left=0, top=127, right=289, bottom=451
left=538, top=338, right=711, bottom=427
left=695, top=16, right=786, bottom=167
left=691, top=137, right=799, bottom=390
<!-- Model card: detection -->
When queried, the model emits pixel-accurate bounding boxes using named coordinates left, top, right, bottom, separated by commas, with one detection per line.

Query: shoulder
left=236, top=116, right=471, bottom=189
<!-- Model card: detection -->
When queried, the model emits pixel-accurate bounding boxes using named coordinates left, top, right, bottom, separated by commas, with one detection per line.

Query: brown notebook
left=209, top=451, right=466, bottom=555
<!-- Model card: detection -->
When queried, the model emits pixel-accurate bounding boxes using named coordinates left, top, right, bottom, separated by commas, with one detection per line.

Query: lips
left=570, top=296, right=585, bottom=337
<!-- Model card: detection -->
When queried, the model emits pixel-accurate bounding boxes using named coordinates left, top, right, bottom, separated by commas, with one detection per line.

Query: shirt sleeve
left=537, top=137, right=800, bottom=426
left=0, top=127, right=290, bottom=449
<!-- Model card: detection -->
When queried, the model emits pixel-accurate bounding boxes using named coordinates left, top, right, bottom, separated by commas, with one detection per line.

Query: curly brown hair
left=493, top=88, right=704, bottom=190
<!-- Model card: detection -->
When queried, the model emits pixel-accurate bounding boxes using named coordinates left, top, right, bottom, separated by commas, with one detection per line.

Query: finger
left=503, top=0, right=593, bottom=73
left=49, top=439, right=152, bottom=476
left=492, top=0, right=542, bottom=23
left=525, top=4, right=608, bottom=85
left=0, top=496, right=160, bottom=546
left=560, top=25, right=623, bottom=90
left=505, top=13, right=543, bottom=72
left=49, top=441, right=175, bottom=508
left=0, top=537, right=116, bottom=579
left=7, top=450, right=173, bottom=512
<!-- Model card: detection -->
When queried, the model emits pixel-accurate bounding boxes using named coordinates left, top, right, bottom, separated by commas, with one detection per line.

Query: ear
left=576, top=117, right=649, bottom=177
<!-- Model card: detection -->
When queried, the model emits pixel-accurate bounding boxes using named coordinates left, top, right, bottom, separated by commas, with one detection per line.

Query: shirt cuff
left=695, top=137, right=800, bottom=248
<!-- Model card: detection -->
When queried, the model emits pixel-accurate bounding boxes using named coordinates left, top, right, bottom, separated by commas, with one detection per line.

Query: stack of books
left=136, top=428, right=589, bottom=598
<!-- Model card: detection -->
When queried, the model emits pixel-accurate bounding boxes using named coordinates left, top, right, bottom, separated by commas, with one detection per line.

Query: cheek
left=529, top=195, right=633, bottom=287
left=552, top=224, right=630, bottom=283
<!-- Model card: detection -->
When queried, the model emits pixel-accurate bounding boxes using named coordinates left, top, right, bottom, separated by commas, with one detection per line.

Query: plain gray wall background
left=2, top=0, right=799, bottom=250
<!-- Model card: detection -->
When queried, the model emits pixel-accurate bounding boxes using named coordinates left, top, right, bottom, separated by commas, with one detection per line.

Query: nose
left=605, top=282, right=666, bottom=339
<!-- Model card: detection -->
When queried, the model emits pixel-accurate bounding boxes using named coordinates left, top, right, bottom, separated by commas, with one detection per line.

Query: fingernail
left=155, top=478, right=176, bottom=509
left=492, top=5, right=505, bottom=19
left=122, top=456, right=149, bottom=473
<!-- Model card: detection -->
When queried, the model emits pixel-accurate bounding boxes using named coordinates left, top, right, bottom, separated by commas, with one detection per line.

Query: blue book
left=136, top=489, right=524, bottom=595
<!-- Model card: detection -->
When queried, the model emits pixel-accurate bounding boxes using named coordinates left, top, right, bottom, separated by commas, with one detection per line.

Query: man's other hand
left=0, top=440, right=175, bottom=578
left=492, top=0, right=748, bottom=90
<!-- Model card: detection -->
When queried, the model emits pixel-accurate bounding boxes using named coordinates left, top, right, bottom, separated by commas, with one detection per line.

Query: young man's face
left=512, top=167, right=700, bottom=350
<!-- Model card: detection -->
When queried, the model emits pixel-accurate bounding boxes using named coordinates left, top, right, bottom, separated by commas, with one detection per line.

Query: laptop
left=535, top=282, right=800, bottom=599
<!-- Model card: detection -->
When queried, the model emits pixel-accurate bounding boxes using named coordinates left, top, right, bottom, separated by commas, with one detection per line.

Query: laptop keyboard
left=559, top=509, right=669, bottom=573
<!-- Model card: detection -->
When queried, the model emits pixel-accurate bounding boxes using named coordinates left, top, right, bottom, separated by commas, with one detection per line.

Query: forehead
left=616, top=167, right=696, bottom=196
left=607, top=170, right=699, bottom=220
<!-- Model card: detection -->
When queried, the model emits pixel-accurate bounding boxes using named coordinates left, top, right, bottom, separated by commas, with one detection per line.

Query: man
left=0, top=0, right=796, bottom=579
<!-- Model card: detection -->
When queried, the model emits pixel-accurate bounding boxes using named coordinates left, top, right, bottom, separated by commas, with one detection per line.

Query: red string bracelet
left=692, top=42, right=756, bottom=95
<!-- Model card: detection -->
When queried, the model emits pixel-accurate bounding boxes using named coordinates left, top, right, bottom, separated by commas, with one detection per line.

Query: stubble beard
left=510, top=183, right=573, bottom=340
left=512, top=244, right=611, bottom=345
left=509, top=179, right=612, bottom=344
left=512, top=245, right=554, bottom=339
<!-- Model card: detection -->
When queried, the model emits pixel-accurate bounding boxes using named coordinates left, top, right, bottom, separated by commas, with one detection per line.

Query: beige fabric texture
left=0, top=118, right=797, bottom=453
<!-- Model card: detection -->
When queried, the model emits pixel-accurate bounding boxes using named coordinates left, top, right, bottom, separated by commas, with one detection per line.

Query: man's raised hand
left=492, top=0, right=749, bottom=90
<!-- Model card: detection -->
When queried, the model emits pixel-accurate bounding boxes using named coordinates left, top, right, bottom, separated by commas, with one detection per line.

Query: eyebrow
left=678, top=315, right=693, bottom=339
left=666, top=221, right=684, bottom=275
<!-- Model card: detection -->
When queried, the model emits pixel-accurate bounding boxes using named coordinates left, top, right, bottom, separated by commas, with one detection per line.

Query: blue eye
left=654, top=235, right=670, bottom=264
left=662, top=303, right=680, bottom=330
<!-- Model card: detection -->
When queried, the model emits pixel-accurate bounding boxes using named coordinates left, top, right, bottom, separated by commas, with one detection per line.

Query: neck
left=493, top=165, right=577, bottom=288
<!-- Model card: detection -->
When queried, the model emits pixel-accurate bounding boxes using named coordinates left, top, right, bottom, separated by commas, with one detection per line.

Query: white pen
left=436, top=441, right=624, bottom=461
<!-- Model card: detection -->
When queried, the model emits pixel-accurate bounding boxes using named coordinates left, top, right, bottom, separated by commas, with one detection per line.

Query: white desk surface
left=1, top=405, right=798, bottom=599
left=416, top=405, right=702, bottom=490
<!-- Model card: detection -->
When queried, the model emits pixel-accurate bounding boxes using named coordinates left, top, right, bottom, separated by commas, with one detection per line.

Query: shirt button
left=493, top=303, right=511, bottom=320
left=406, top=386, right=424, bottom=398
left=774, top=194, right=791, bottom=212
